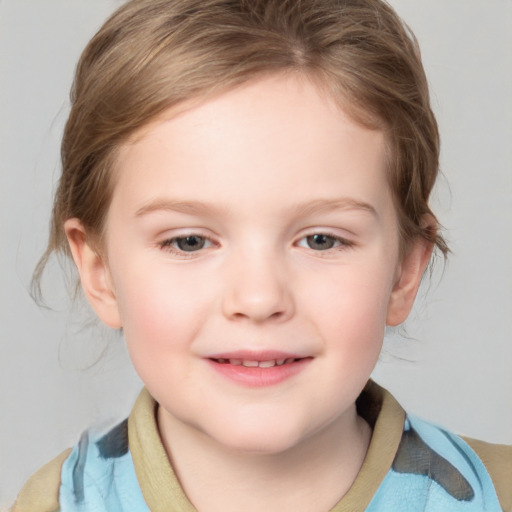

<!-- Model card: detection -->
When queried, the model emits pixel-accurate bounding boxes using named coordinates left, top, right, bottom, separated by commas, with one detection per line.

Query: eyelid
left=295, top=230, right=355, bottom=251
left=158, top=231, right=218, bottom=258
left=155, top=228, right=355, bottom=258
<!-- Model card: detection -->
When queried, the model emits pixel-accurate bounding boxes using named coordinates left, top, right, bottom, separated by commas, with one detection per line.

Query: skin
left=66, top=74, right=433, bottom=511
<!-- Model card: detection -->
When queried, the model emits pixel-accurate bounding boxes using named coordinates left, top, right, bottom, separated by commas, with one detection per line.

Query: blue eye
left=161, top=235, right=209, bottom=252
left=297, top=233, right=351, bottom=251
left=305, top=234, right=336, bottom=250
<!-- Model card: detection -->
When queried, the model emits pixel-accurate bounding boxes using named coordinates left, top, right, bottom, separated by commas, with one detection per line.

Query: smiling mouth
left=207, top=355, right=311, bottom=386
left=211, top=358, right=302, bottom=368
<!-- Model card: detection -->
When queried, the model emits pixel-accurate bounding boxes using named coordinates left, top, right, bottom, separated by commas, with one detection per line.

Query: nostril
left=221, top=274, right=294, bottom=323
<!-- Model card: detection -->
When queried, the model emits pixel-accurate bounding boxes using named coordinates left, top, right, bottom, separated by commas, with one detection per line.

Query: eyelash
left=158, top=231, right=354, bottom=257
left=296, top=232, right=355, bottom=253
left=158, top=234, right=216, bottom=258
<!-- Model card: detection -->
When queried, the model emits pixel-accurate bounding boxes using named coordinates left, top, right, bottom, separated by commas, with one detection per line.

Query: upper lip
left=207, top=350, right=308, bottom=361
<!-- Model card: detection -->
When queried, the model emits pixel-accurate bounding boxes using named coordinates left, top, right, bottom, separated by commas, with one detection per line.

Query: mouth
left=211, top=357, right=302, bottom=368
left=206, top=353, right=311, bottom=387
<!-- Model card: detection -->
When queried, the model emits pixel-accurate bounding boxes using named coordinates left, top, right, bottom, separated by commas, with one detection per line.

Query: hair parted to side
left=33, top=0, right=448, bottom=298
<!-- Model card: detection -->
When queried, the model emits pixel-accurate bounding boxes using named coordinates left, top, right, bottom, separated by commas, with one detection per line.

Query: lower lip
left=207, top=358, right=311, bottom=387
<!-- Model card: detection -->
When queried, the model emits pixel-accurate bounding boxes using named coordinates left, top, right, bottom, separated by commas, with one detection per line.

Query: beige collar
left=128, top=380, right=405, bottom=512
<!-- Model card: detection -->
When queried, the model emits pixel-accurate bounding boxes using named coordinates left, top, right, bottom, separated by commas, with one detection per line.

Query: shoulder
left=401, top=415, right=510, bottom=511
left=10, top=448, right=71, bottom=512
left=12, top=418, right=148, bottom=512
left=463, top=436, right=512, bottom=512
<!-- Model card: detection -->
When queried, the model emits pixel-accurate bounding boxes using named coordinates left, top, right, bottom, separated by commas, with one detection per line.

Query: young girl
left=11, top=0, right=511, bottom=510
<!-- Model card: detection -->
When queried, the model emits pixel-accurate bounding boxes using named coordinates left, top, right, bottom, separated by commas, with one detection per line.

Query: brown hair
left=34, top=0, right=448, bottom=294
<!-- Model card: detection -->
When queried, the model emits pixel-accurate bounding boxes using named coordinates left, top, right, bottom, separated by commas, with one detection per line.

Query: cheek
left=111, top=261, right=216, bottom=354
left=113, top=275, right=197, bottom=392
left=301, top=260, right=394, bottom=345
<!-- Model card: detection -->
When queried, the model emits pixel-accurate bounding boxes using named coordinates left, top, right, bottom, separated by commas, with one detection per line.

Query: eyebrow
left=291, top=198, right=378, bottom=218
left=135, top=199, right=224, bottom=218
left=135, top=197, right=377, bottom=218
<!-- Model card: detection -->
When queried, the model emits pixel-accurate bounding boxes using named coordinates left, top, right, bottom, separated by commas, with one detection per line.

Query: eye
left=297, top=233, right=352, bottom=251
left=160, top=235, right=212, bottom=253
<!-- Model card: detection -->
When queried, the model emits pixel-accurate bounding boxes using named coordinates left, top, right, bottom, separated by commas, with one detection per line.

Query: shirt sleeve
left=10, top=448, right=72, bottom=512
left=463, top=437, right=512, bottom=512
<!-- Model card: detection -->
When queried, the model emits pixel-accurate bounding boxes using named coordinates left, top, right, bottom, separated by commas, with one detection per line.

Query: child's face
left=69, top=75, right=428, bottom=454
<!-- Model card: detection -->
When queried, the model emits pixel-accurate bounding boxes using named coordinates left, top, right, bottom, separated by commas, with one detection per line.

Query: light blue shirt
left=58, top=415, right=503, bottom=511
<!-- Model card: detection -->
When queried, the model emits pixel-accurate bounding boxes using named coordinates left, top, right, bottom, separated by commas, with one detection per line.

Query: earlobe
left=386, top=235, right=434, bottom=327
left=64, top=218, right=122, bottom=329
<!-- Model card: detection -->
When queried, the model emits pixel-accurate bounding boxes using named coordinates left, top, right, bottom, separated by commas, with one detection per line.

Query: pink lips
left=206, top=351, right=312, bottom=387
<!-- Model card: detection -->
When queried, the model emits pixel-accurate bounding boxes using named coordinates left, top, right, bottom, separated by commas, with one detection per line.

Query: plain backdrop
left=1, top=0, right=511, bottom=507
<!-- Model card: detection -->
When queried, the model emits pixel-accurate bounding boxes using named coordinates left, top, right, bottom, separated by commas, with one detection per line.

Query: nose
left=221, top=251, right=294, bottom=323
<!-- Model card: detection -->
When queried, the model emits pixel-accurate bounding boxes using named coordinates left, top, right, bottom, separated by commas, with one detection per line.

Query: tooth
left=259, top=360, right=276, bottom=368
left=285, top=358, right=295, bottom=364
left=242, top=360, right=259, bottom=367
left=230, top=359, right=242, bottom=365
left=217, top=358, right=227, bottom=364
left=276, top=359, right=286, bottom=366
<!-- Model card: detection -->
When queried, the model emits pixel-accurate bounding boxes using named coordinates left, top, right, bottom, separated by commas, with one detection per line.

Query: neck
left=157, top=405, right=371, bottom=512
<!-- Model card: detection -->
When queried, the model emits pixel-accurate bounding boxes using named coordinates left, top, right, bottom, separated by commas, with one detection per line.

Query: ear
left=386, top=225, right=435, bottom=327
left=64, top=218, right=122, bottom=329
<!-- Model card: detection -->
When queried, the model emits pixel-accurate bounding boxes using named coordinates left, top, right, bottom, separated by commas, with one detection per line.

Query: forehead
left=112, top=74, right=392, bottom=220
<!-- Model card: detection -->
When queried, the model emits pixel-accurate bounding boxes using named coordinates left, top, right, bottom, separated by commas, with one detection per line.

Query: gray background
left=1, top=0, right=511, bottom=507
